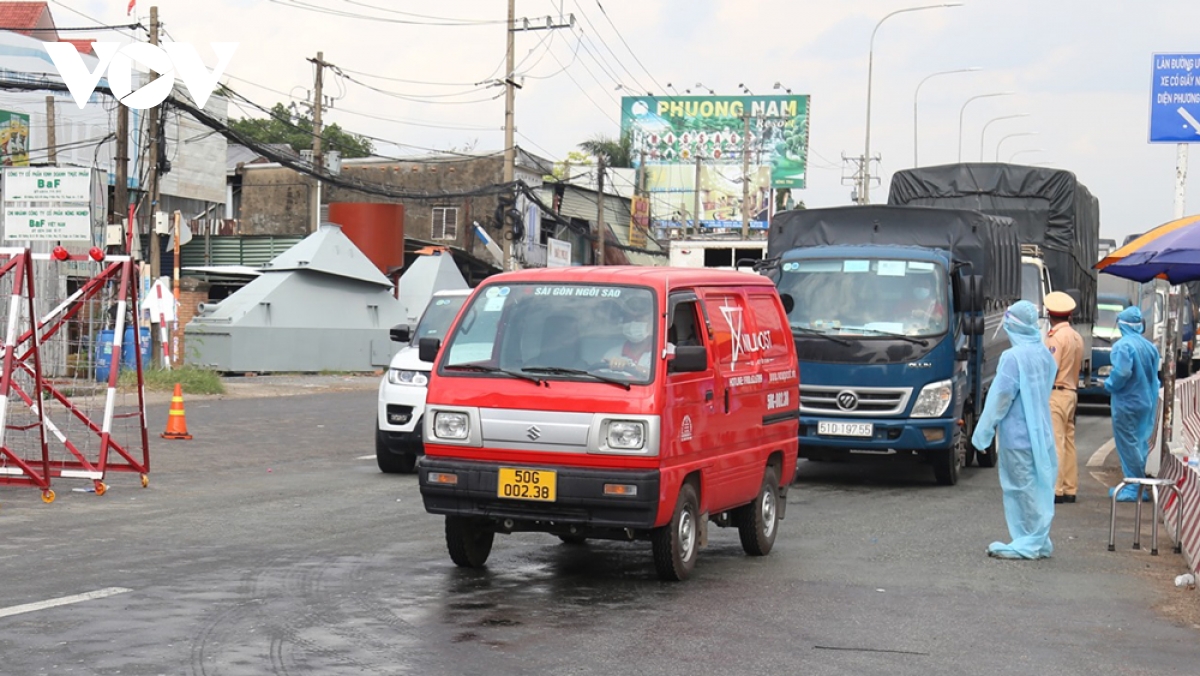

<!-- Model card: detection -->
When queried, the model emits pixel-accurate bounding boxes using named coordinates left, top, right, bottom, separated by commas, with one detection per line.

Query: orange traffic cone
left=162, top=383, right=193, bottom=440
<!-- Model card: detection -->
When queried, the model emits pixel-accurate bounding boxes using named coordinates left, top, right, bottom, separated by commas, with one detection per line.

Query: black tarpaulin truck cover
left=769, top=204, right=1021, bottom=306
left=887, top=163, right=1100, bottom=325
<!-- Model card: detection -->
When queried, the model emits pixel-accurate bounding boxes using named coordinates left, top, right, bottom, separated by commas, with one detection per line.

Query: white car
left=376, top=289, right=472, bottom=473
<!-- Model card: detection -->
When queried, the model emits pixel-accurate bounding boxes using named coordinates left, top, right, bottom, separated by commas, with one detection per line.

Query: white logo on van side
left=680, top=415, right=693, bottom=441
left=719, top=303, right=773, bottom=370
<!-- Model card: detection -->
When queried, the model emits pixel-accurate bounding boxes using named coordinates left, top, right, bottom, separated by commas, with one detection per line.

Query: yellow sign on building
left=630, top=195, right=650, bottom=248
left=0, top=110, right=30, bottom=167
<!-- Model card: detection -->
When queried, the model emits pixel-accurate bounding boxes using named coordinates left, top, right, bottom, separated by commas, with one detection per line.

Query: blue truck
left=767, top=205, right=1021, bottom=485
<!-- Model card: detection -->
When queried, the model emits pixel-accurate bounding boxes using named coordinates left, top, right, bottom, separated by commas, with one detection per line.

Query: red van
left=417, top=267, right=799, bottom=581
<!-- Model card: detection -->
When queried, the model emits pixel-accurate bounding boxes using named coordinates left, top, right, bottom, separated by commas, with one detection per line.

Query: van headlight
left=388, top=369, right=429, bottom=386
left=911, top=379, right=953, bottom=418
left=605, top=420, right=646, bottom=450
left=434, top=411, right=469, bottom=439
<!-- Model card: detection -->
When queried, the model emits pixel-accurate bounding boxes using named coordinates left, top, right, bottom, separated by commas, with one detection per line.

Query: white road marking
left=0, top=587, right=131, bottom=620
left=1087, top=438, right=1116, bottom=467
left=357, top=455, right=375, bottom=461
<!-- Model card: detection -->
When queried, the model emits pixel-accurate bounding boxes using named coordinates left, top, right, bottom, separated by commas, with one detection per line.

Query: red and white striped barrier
left=1160, top=373, right=1200, bottom=574
left=1160, top=454, right=1200, bottom=575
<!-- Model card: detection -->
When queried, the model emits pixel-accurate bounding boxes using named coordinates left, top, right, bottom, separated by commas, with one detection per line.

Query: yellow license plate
left=497, top=467, right=557, bottom=502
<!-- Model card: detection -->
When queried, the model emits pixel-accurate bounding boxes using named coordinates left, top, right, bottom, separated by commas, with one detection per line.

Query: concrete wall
left=237, top=155, right=510, bottom=264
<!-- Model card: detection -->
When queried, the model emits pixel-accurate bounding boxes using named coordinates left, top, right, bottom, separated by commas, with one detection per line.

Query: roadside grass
left=120, top=366, right=225, bottom=395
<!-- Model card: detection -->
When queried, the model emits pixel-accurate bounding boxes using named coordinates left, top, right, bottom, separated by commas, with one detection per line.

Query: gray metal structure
left=185, top=224, right=408, bottom=372
left=397, top=250, right=468, bottom=327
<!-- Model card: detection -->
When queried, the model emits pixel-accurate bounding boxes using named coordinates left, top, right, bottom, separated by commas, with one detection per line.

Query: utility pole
left=308, top=51, right=326, bottom=234
left=44, top=96, right=56, bottom=164
left=741, top=114, right=752, bottom=239
left=595, top=157, right=606, bottom=265
left=114, top=94, right=129, bottom=252
left=692, top=155, right=702, bottom=238
left=502, top=3, right=573, bottom=270
left=147, top=5, right=161, bottom=281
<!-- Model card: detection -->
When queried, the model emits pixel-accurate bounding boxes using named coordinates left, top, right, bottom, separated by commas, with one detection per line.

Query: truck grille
left=799, top=385, right=912, bottom=417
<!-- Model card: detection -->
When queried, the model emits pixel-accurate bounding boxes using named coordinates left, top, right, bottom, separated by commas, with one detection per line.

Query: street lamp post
left=863, top=3, right=962, bottom=203
left=979, top=113, right=1029, bottom=161
left=958, top=91, right=1014, bottom=162
left=1009, top=148, right=1045, bottom=163
left=995, top=132, right=1038, bottom=161
left=913, top=67, right=980, bottom=166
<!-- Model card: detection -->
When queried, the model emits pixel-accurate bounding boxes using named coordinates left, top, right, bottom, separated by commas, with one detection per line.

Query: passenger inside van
left=604, top=294, right=655, bottom=377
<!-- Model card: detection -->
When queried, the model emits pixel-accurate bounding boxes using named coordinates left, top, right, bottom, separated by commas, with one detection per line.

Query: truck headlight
left=605, top=421, right=646, bottom=450
left=911, top=379, right=953, bottom=418
left=388, top=369, right=429, bottom=386
left=1097, top=365, right=1112, bottom=377
left=434, top=411, right=469, bottom=439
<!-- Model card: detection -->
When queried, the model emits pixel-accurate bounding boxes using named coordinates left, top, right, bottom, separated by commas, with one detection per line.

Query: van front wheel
left=735, top=466, right=780, bottom=556
left=445, top=516, right=494, bottom=568
left=651, top=483, right=699, bottom=581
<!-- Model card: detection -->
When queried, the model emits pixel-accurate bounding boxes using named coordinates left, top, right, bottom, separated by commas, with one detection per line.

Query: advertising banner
left=630, top=195, right=650, bottom=248
left=621, top=95, right=809, bottom=231
left=0, top=110, right=30, bottom=167
left=3, top=205, right=91, bottom=240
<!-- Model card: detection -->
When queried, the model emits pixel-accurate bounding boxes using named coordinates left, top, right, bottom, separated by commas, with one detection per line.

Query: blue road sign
left=1151, top=53, right=1200, bottom=143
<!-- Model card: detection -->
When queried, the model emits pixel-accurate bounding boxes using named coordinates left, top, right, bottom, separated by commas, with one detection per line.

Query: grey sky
left=73, top=0, right=1200, bottom=244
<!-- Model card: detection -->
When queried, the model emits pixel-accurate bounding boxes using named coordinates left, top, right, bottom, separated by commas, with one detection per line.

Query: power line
left=544, top=47, right=620, bottom=125
left=570, top=4, right=649, bottom=93
left=340, top=0, right=505, bottom=24
left=267, top=0, right=506, bottom=26
left=590, top=0, right=666, bottom=94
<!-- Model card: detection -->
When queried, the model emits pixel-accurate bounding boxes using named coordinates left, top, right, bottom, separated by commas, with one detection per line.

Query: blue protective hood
left=1004, top=300, right=1043, bottom=347
left=1117, top=306, right=1145, bottom=337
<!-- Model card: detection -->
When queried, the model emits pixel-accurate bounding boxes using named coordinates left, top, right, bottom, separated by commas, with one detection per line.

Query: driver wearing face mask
left=905, top=283, right=945, bottom=331
left=604, top=296, right=655, bottom=377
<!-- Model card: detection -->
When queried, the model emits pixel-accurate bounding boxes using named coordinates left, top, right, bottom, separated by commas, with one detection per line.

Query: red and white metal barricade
left=0, top=248, right=52, bottom=502
left=0, top=247, right=150, bottom=502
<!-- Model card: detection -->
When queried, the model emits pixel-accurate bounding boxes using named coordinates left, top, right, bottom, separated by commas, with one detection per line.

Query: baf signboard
left=2, top=167, right=94, bottom=241
left=621, top=95, right=809, bottom=231
left=1150, top=53, right=1200, bottom=143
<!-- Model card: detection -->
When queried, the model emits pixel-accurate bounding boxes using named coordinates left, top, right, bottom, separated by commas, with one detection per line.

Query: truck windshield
left=1021, top=263, right=1042, bottom=307
left=441, top=284, right=657, bottom=385
left=777, top=258, right=948, bottom=337
left=412, top=295, right=468, bottom=343
left=1095, top=303, right=1124, bottom=343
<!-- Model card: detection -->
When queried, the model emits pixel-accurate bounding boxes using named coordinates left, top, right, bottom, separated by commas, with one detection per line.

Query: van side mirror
left=669, top=345, right=708, bottom=373
left=779, top=293, right=795, bottom=315
left=418, top=337, right=441, bottom=363
left=390, top=324, right=413, bottom=343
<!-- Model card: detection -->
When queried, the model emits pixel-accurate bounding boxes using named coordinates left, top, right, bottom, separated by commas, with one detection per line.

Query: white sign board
left=3, top=205, right=92, bottom=240
left=2, top=167, right=93, bottom=201
left=547, top=238, right=572, bottom=267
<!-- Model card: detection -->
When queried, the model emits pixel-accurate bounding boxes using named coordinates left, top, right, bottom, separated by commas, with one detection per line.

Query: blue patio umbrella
left=1095, top=214, right=1200, bottom=283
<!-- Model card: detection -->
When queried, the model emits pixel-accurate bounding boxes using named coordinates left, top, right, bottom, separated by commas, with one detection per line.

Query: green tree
left=229, top=103, right=374, bottom=158
left=577, top=132, right=633, bottom=168
left=545, top=150, right=594, bottom=181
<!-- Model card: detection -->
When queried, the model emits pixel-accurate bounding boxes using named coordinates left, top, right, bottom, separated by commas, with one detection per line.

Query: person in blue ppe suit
left=972, top=300, right=1058, bottom=559
left=1103, top=306, right=1162, bottom=502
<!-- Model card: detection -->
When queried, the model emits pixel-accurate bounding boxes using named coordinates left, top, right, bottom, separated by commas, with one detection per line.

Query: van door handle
left=705, top=390, right=714, bottom=401
left=723, top=388, right=730, bottom=413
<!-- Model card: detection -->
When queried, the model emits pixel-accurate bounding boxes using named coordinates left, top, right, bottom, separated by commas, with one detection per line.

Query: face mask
left=623, top=321, right=650, bottom=342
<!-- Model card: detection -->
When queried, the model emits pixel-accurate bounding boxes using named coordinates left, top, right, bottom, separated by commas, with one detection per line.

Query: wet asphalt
left=0, top=391, right=1196, bottom=675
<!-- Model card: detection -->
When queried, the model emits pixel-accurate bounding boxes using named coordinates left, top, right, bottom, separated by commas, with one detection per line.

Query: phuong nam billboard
left=621, top=95, right=809, bottom=231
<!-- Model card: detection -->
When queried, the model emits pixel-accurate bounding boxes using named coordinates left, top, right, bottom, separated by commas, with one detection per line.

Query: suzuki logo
left=836, top=390, right=859, bottom=411
left=526, top=425, right=542, bottom=441
left=44, top=42, right=237, bottom=110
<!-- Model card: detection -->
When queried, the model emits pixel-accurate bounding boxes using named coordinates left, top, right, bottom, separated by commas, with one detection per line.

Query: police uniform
left=1044, top=292, right=1084, bottom=502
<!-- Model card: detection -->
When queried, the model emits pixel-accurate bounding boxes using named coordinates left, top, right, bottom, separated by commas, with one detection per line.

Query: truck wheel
left=375, top=422, right=418, bottom=474
left=445, top=516, right=494, bottom=568
left=735, top=466, right=780, bottom=556
left=651, top=483, right=699, bottom=581
left=932, top=446, right=960, bottom=486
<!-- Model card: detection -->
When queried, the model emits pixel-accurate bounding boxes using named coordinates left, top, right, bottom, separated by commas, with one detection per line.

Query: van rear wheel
left=445, top=516, right=494, bottom=568
left=735, top=466, right=780, bottom=556
left=651, top=483, right=699, bottom=581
